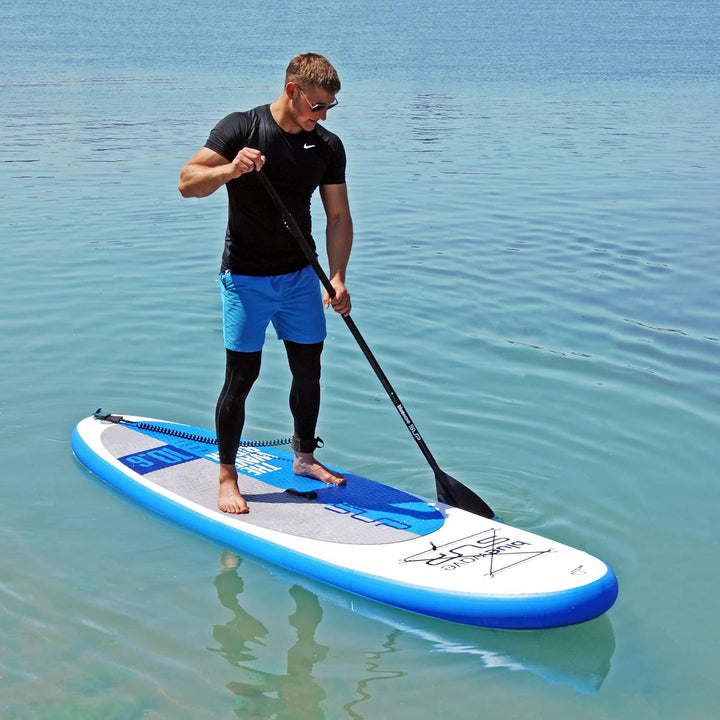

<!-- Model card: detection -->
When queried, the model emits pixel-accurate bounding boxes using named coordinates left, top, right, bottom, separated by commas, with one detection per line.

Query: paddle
left=257, top=168, right=495, bottom=519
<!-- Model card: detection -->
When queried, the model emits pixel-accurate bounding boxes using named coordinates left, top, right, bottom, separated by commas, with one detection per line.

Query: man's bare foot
left=218, top=464, right=249, bottom=514
left=293, top=452, right=346, bottom=485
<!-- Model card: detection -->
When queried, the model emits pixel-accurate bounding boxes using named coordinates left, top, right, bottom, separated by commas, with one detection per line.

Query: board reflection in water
left=210, top=549, right=615, bottom=719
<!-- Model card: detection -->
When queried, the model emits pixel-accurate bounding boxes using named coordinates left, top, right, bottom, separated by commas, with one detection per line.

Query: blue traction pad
left=117, top=420, right=445, bottom=538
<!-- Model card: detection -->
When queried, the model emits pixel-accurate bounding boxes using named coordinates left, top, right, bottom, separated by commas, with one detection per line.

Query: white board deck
left=71, top=413, right=618, bottom=629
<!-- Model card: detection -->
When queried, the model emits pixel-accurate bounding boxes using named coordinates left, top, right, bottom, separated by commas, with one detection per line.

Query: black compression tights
left=215, top=340, right=323, bottom=465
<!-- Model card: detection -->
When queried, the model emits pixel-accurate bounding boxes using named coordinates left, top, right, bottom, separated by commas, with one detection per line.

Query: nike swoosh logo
left=303, top=143, right=316, bottom=149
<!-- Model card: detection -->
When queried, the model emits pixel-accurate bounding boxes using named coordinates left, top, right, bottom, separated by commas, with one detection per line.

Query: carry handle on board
left=256, top=168, right=495, bottom=519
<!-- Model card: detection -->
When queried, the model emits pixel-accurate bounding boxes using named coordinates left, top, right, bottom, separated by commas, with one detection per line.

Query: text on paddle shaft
left=396, top=404, right=422, bottom=442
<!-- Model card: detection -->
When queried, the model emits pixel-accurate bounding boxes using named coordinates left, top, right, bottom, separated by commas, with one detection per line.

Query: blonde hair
left=285, top=53, right=341, bottom=93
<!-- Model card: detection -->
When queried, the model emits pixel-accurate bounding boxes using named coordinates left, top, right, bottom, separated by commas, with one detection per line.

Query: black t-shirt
left=204, top=104, right=347, bottom=276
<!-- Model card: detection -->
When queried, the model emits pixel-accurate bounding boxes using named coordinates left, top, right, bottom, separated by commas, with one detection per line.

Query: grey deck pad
left=100, top=421, right=445, bottom=545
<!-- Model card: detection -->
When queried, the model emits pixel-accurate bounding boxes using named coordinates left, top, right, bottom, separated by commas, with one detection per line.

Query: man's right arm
left=178, top=146, right=265, bottom=198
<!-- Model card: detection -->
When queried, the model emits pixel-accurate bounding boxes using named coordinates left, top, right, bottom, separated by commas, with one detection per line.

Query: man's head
left=272, top=53, right=341, bottom=133
left=285, top=53, right=341, bottom=94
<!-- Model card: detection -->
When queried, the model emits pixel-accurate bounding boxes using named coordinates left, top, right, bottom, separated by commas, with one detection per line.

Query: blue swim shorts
left=219, top=266, right=327, bottom=352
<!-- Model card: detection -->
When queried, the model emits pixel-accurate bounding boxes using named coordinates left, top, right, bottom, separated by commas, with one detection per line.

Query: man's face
left=290, top=83, right=338, bottom=132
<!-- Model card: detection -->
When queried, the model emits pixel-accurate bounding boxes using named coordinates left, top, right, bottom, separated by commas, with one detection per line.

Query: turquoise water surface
left=2, top=1, right=719, bottom=718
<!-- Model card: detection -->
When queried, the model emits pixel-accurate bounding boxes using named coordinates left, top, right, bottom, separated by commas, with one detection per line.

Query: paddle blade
left=435, top=470, right=495, bottom=519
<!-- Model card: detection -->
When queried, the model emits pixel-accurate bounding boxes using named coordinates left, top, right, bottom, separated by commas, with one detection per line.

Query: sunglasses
left=298, top=86, right=339, bottom=113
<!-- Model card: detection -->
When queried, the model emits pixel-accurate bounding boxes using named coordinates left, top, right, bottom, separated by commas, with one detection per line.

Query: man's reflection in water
left=344, top=629, right=405, bottom=720
left=212, top=550, right=328, bottom=718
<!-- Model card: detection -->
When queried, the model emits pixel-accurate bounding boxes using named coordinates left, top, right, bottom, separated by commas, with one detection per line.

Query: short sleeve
left=204, top=112, right=252, bottom=163
left=320, top=134, right=347, bottom=186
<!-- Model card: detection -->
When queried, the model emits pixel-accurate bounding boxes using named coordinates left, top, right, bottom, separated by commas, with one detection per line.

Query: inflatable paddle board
left=71, top=412, right=618, bottom=629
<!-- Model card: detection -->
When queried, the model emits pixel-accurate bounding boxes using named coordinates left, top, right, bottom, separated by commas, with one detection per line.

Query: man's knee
left=285, top=340, right=322, bottom=382
left=225, top=349, right=262, bottom=394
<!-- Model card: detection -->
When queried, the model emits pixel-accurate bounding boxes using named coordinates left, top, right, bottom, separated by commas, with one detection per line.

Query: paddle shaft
left=257, top=169, right=494, bottom=518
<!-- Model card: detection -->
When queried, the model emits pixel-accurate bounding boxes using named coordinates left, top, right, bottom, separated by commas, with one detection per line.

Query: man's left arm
left=319, top=183, right=353, bottom=316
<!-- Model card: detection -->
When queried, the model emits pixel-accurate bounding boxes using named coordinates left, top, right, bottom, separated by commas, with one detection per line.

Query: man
left=178, top=53, right=353, bottom=515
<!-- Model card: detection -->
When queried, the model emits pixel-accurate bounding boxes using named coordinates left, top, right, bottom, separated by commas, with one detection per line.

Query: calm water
left=2, top=1, right=719, bottom=718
